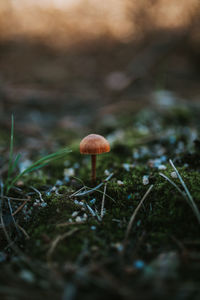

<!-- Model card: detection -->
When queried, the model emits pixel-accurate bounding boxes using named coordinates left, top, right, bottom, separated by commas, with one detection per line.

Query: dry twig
left=12, top=201, right=27, bottom=216
left=47, top=228, right=79, bottom=261
left=17, top=223, right=30, bottom=239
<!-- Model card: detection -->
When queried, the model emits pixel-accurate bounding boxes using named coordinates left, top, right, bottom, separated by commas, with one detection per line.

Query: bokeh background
left=0, top=0, right=200, bottom=142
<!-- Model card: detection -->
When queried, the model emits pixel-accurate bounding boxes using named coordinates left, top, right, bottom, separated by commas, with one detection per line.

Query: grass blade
left=159, top=172, right=188, bottom=201
left=169, top=159, right=200, bottom=224
left=6, top=148, right=71, bottom=194
left=10, top=154, right=21, bottom=174
left=124, top=184, right=154, bottom=242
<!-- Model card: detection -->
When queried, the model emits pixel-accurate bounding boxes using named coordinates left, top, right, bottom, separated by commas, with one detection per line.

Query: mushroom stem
left=91, top=154, right=96, bottom=182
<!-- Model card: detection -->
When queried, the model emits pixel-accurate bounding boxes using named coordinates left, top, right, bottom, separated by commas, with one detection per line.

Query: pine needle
left=124, top=185, right=154, bottom=242
left=101, top=183, right=107, bottom=219
left=169, top=159, right=200, bottom=224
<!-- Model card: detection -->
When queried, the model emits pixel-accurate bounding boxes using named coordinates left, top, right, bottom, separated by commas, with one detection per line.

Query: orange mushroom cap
left=80, top=134, right=110, bottom=155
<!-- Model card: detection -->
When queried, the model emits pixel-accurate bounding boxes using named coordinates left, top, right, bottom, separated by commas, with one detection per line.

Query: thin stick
left=7, top=198, right=21, bottom=235
left=3, top=196, right=31, bottom=202
left=0, top=181, right=18, bottom=248
left=30, top=186, right=44, bottom=202
left=47, top=228, right=78, bottom=261
left=101, top=183, right=107, bottom=219
left=69, top=186, right=85, bottom=198
left=124, top=185, right=153, bottom=241
left=85, top=203, right=96, bottom=217
left=56, top=221, right=84, bottom=227
left=74, top=173, right=113, bottom=197
left=95, top=208, right=102, bottom=222
left=159, top=173, right=187, bottom=200
left=12, top=201, right=27, bottom=216
left=17, top=224, right=30, bottom=239
left=0, top=183, right=49, bottom=274
left=169, top=160, right=193, bottom=202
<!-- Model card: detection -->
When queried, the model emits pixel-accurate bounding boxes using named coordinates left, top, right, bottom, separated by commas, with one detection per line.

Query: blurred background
left=0, top=0, right=199, bottom=145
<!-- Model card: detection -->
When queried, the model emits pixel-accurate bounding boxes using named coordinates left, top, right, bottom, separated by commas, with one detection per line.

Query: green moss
left=0, top=105, right=198, bottom=279
left=22, top=170, right=49, bottom=187
left=23, top=160, right=200, bottom=264
left=163, top=106, right=193, bottom=126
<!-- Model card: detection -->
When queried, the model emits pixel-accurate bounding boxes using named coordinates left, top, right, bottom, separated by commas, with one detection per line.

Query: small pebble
left=19, top=270, right=35, bottom=283
left=83, top=213, right=88, bottom=220
left=55, top=180, right=63, bottom=186
left=171, top=171, right=178, bottom=178
left=75, top=216, right=82, bottom=223
left=64, top=168, right=75, bottom=177
left=113, top=243, right=123, bottom=252
left=169, top=135, right=176, bottom=144
left=123, top=163, right=130, bottom=172
left=71, top=211, right=79, bottom=217
left=158, top=164, right=167, bottom=170
left=74, top=163, right=80, bottom=169
left=74, top=200, right=84, bottom=206
left=142, top=175, right=149, bottom=185
left=122, top=163, right=134, bottom=172
left=90, top=198, right=96, bottom=204
left=160, top=155, right=167, bottom=162
left=104, top=169, right=110, bottom=176
left=64, top=176, right=70, bottom=183
left=133, top=260, right=145, bottom=269
left=16, top=180, right=24, bottom=187
left=133, top=150, right=140, bottom=159
left=117, top=180, right=124, bottom=186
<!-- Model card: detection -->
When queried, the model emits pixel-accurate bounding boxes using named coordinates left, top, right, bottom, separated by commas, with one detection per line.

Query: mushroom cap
left=80, top=134, right=110, bottom=155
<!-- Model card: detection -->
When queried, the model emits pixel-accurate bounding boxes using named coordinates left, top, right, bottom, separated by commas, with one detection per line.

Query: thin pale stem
left=101, top=183, right=107, bottom=219
left=91, top=155, right=96, bottom=183
left=124, top=185, right=154, bottom=242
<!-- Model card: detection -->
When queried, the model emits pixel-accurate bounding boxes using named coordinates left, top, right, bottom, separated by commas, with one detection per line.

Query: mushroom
left=80, top=134, right=110, bottom=182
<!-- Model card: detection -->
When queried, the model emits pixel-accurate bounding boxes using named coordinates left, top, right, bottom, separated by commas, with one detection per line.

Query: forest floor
left=0, top=88, right=200, bottom=300
left=0, top=24, right=200, bottom=298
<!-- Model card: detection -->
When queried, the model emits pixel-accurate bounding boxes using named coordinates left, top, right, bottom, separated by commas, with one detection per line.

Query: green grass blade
left=6, top=148, right=71, bottom=194
left=21, top=149, right=71, bottom=175
left=11, top=154, right=21, bottom=174
left=24, top=162, right=49, bottom=174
